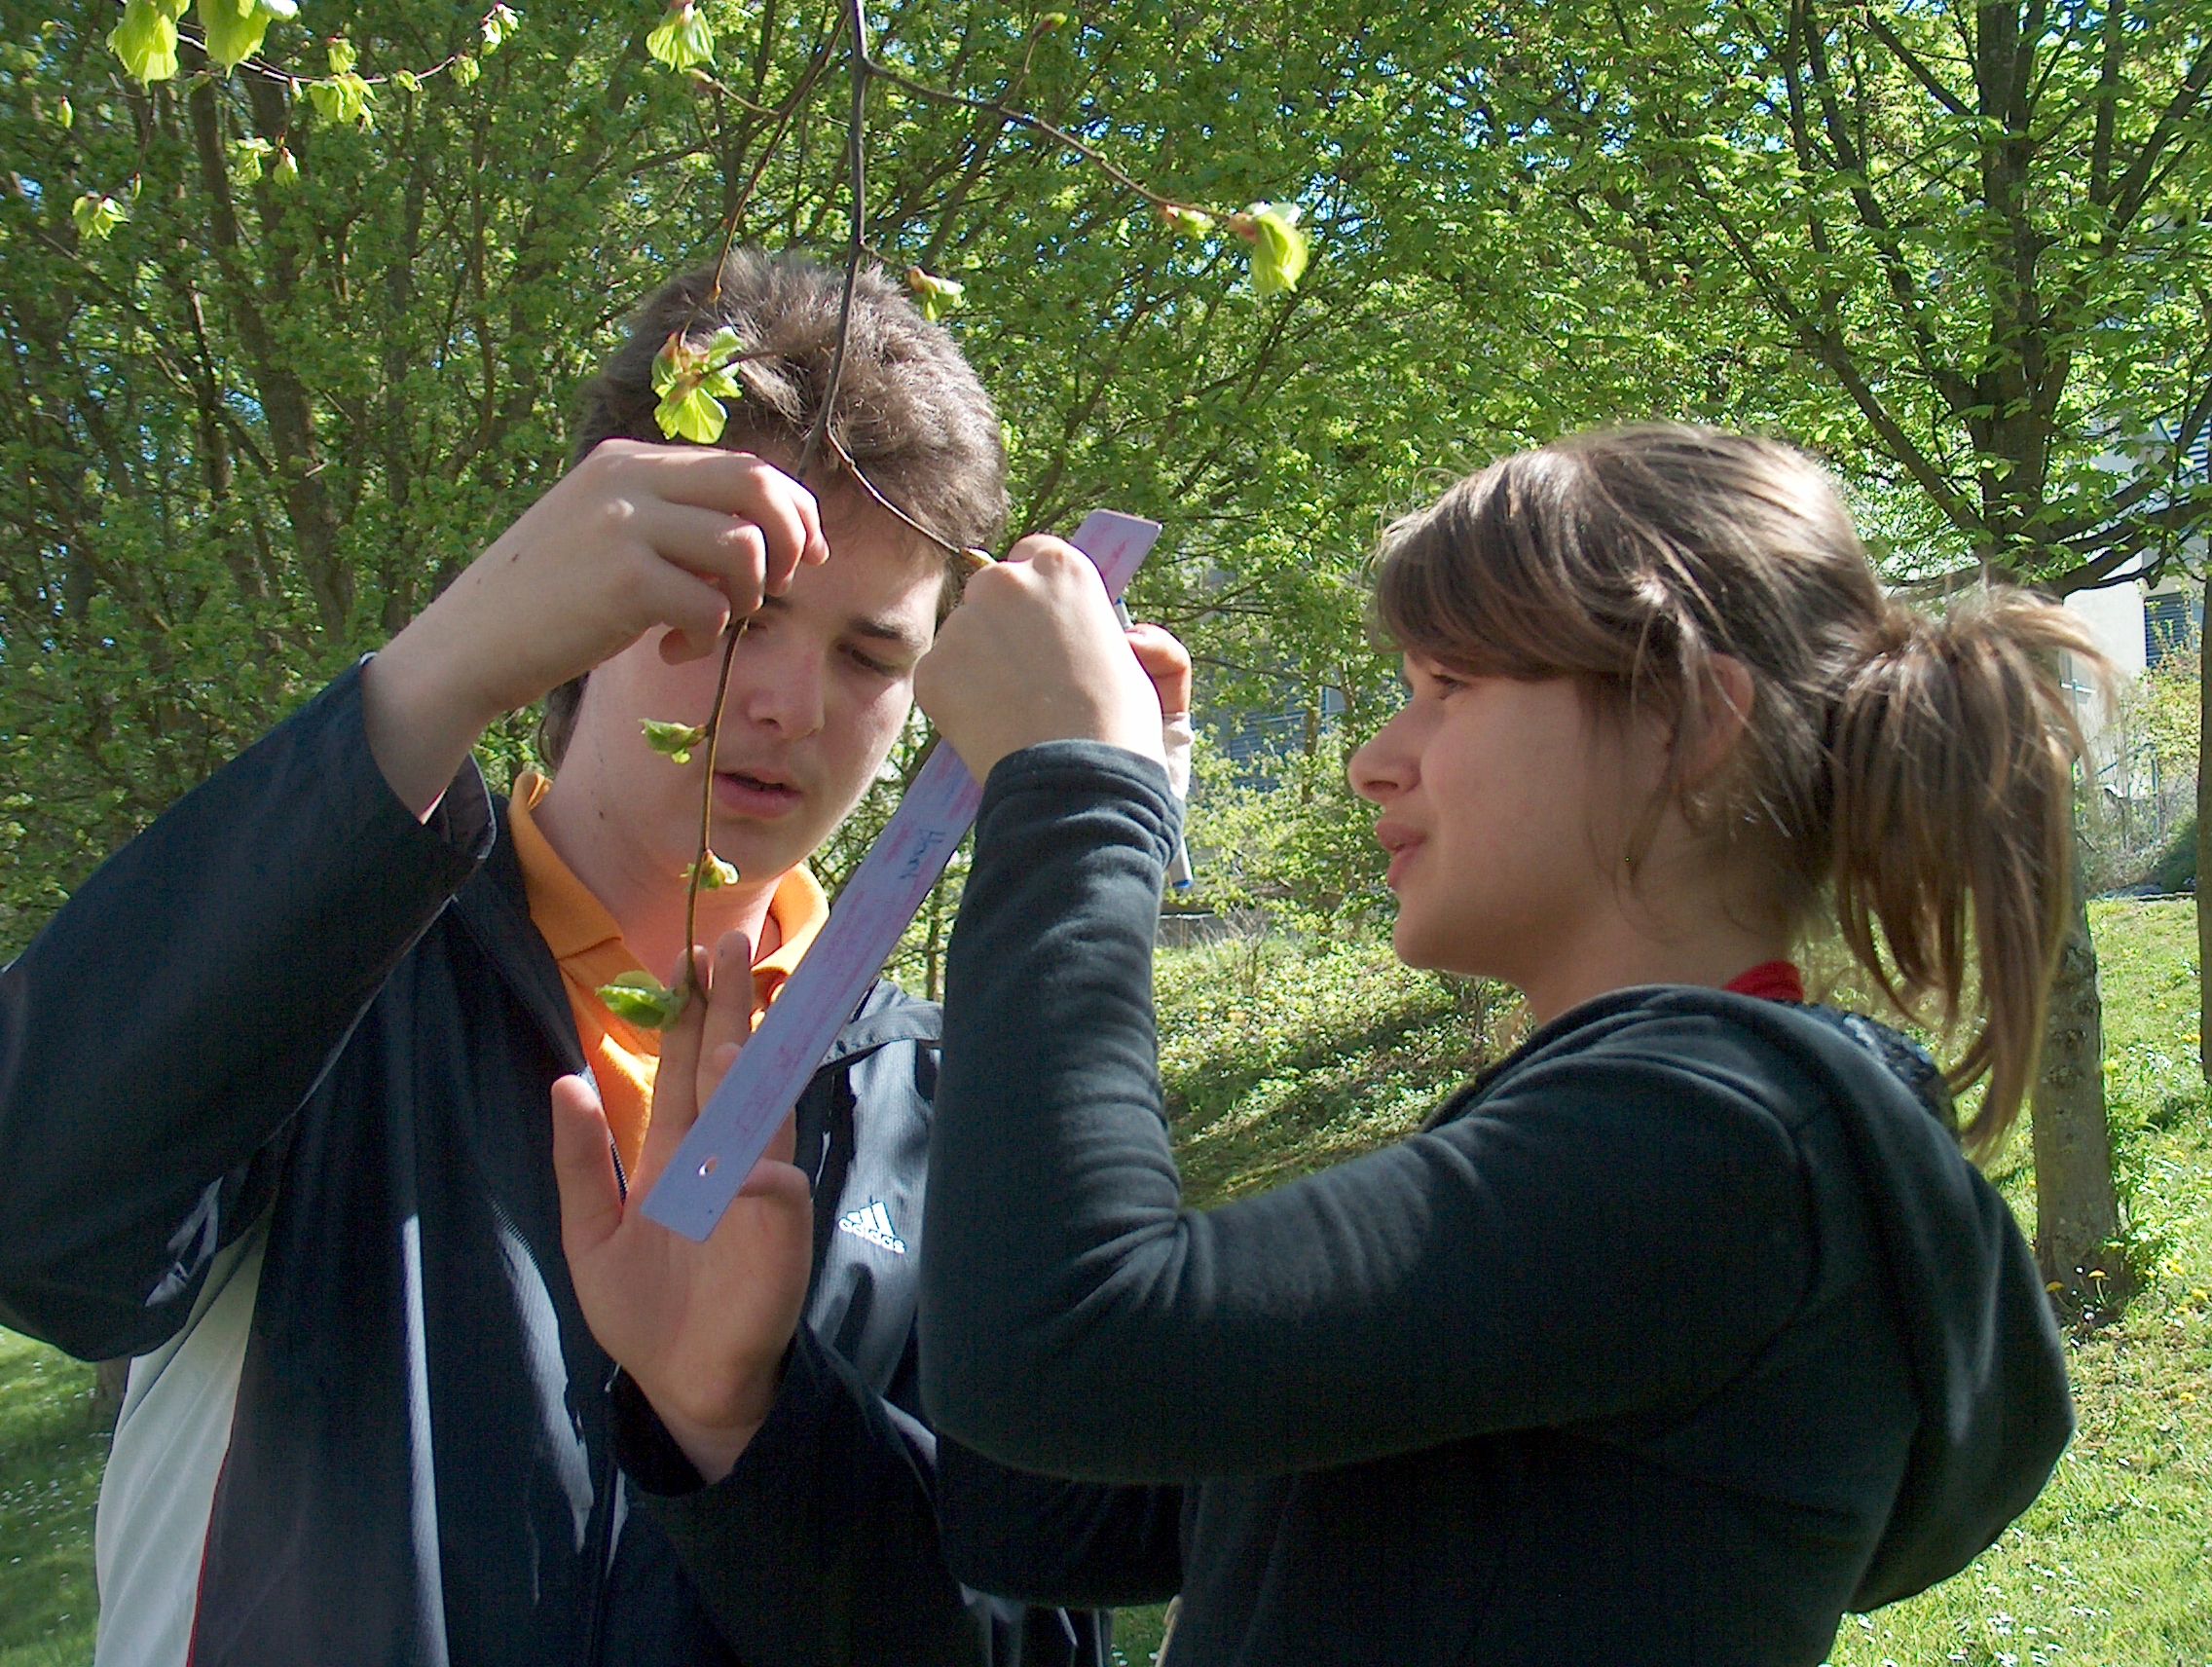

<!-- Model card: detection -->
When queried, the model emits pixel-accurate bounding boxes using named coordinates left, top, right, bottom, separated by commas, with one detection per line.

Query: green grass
left=0, top=1334, right=105, bottom=1667
left=8, top=906, right=2209, bottom=1666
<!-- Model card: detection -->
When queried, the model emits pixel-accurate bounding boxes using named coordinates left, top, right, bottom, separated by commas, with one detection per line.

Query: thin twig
left=682, top=618, right=749, bottom=996
left=822, top=427, right=993, bottom=571
left=862, top=55, right=1190, bottom=214
left=796, top=0, right=869, bottom=479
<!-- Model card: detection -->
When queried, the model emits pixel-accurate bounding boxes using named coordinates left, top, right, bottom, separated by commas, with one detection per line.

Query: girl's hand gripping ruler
left=645, top=510, right=1163, bottom=1241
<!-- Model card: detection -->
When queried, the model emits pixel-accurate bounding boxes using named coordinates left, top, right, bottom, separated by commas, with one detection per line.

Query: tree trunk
left=92, top=1357, right=130, bottom=1431
left=2197, top=622, right=2209, bottom=1081
left=2031, top=875, right=2135, bottom=1322
left=923, top=871, right=948, bottom=1004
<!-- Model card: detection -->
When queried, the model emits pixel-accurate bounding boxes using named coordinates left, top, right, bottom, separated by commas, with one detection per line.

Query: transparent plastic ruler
left=645, top=510, right=1163, bottom=1241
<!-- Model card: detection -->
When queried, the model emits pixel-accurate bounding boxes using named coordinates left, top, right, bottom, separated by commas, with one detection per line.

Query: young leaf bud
left=904, top=267, right=966, bottom=323
left=641, top=719, right=710, bottom=765
left=598, top=974, right=688, bottom=1029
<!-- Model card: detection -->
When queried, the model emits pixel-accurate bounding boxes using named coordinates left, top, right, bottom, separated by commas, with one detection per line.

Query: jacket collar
left=449, top=795, right=590, bottom=1075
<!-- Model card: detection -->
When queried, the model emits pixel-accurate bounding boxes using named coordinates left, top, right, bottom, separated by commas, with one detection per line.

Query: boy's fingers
left=550, top=1075, right=624, bottom=1259
left=758, top=483, right=827, bottom=590
left=630, top=502, right=785, bottom=625
left=634, top=949, right=710, bottom=1189
left=1002, top=532, right=1078, bottom=567
left=641, top=565, right=737, bottom=664
left=649, top=451, right=826, bottom=590
left=761, top=1110, right=797, bottom=1169
left=694, top=932, right=756, bottom=1109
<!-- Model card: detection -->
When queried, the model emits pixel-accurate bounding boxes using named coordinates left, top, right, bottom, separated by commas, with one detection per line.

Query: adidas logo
left=835, top=1199, right=907, bottom=1255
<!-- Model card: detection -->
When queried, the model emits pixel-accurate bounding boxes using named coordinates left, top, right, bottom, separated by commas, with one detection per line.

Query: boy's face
left=559, top=497, right=943, bottom=894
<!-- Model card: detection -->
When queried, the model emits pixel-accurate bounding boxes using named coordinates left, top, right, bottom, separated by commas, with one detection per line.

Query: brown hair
left=1372, top=424, right=2106, bottom=1153
left=537, top=248, right=1009, bottom=762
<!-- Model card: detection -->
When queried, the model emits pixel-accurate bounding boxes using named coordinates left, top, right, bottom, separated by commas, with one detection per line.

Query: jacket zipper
left=579, top=1131, right=628, bottom=1666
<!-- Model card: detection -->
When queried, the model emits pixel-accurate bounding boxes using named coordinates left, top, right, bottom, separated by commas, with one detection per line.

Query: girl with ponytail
left=1365, top=425, right=2099, bottom=1158
left=631, top=426, right=2091, bottom=1664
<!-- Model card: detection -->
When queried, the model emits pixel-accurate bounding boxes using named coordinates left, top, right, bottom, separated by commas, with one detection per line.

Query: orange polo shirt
left=506, top=771, right=829, bottom=1177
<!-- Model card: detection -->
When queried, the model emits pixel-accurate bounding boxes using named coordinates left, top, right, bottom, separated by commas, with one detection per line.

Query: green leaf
left=641, top=718, right=708, bottom=764
left=646, top=1, right=715, bottom=71
left=597, top=973, right=688, bottom=1029
left=71, top=193, right=128, bottom=242
left=326, top=37, right=356, bottom=74
left=229, top=134, right=273, bottom=183
left=392, top=68, right=421, bottom=93
left=308, top=71, right=375, bottom=128
left=482, top=3, right=519, bottom=52
left=198, top=0, right=276, bottom=71
left=649, top=329, right=745, bottom=440
left=53, top=95, right=72, bottom=131
left=109, top=0, right=183, bottom=84
left=904, top=266, right=965, bottom=322
left=269, top=144, right=300, bottom=186
left=1235, top=202, right=1309, bottom=296
left=451, top=53, right=481, bottom=87
left=692, top=852, right=740, bottom=890
left=1161, top=204, right=1216, bottom=239
left=697, top=325, right=746, bottom=368
left=649, top=331, right=685, bottom=398
left=655, top=384, right=728, bottom=444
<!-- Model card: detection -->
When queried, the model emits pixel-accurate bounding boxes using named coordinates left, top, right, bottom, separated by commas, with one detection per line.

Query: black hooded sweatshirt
left=917, top=744, right=2073, bottom=1667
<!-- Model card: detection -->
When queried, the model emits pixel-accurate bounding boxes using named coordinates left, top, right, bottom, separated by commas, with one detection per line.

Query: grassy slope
left=0, top=1336, right=103, bottom=1667
left=3, top=906, right=2206, bottom=1667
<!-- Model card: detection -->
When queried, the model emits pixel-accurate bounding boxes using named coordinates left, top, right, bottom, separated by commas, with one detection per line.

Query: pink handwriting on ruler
left=645, top=510, right=1162, bottom=1241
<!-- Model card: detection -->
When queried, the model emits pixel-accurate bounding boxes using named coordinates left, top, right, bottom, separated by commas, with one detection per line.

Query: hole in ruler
left=697, top=1156, right=719, bottom=1177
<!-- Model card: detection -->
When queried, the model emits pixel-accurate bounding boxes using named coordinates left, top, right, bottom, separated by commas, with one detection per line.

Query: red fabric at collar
left=1725, top=960, right=1806, bottom=1003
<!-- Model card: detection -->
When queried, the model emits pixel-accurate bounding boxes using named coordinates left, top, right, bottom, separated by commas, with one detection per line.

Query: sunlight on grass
left=0, top=1331, right=104, bottom=1667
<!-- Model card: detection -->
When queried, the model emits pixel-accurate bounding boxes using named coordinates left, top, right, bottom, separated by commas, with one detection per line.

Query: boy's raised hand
left=550, top=931, right=812, bottom=1484
left=914, top=535, right=1170, bottom=782
left=364, top=441, right=829, bottom=815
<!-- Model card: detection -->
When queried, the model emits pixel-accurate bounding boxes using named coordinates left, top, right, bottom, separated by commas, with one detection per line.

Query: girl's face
left=1348, top=657, right=1667, bottom=1013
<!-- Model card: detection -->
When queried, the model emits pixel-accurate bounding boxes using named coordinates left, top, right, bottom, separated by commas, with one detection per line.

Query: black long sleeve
left=618, top=1325, right=992, bottom=1666
left=0, top=666, right=489, bottom=1358
left=918, top=743, right=1813, bottom=1484
left=619, top=1323, right=1181, bottom=1663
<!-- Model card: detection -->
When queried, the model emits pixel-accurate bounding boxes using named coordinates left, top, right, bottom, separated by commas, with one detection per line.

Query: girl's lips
left=1374, top=821, right=1422, bottom=888
left=713, top=769, right=801, bottom=818
left=1384, top=838, right=1422, bottom=889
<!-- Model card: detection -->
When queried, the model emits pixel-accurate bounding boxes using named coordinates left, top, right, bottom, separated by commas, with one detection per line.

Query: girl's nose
left=1348, top=714, right=1412, bottom=803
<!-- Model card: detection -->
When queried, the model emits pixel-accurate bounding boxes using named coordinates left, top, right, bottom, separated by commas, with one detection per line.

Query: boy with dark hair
left=0, top=249, right=1158, bottom=1666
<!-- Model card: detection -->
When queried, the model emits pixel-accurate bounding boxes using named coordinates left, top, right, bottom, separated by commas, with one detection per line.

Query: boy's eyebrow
left=753, top=593, right=932, bottom=656
left=846, top=613, right=932, bottom=656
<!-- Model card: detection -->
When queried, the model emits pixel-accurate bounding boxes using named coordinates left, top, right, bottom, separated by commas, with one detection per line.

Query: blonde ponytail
left=1828, top=595, right=2107, bottom=1153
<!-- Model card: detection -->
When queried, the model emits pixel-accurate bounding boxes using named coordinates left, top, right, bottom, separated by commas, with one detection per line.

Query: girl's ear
left=1675, top=654, right=1755, bottom=788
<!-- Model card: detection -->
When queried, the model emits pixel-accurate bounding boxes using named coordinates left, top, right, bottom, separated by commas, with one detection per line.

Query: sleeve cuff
left=340, top=654, right=495, bottom=866
left=978, top=741, right=1181, bottom=866
left=613, top=1327, right=864, bottom=1504
left=610, top=1370, right=710, bottom=1498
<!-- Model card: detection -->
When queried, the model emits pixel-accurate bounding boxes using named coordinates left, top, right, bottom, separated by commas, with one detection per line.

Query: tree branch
left=1860, top=10, right=1972, bottom=118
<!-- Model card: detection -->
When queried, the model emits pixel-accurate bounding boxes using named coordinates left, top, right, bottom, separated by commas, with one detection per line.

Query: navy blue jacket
left=0, top=667, right=1126, bottom=1667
